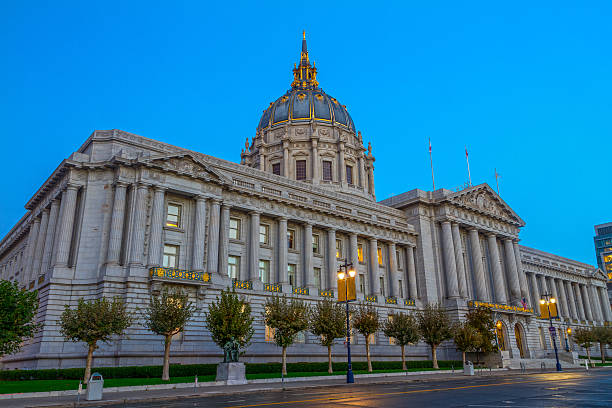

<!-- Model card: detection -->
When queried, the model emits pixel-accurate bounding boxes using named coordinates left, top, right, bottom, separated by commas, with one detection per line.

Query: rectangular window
left=229, top=218, right=241, bottom=240
left=163, top=244, right=179, bottom=268
left=288, top=264, right=296, bottom=286
left=312, top=234, right=320, bottom=254
left=398, top=280, right=404, bottom=298
left=314, top=267, right=322, bottom=290
left=272, top=163, right=281, bottom=175
left=346, top=165, right=353, bottom=185
left=166, top=204, right=181, bottom=228
left=336, top=239, right=343, bottom=259
left=259, top=260, right=270, bottom=283
left=377, top=247, right=383, bottom=266
left=228, top=255, right=240, bottom=279
left=296, top=160, right=306, bottom=180
left=358, top=244, right=364, bottom=263
left=287, top=229, right=296, bottom=250
left=265, top=325, right=275, bottom=342
left=259, top=224, right=270, bottom=245
left=367, top=333, right=377, bottom=345
left=359, top=273, right=366, bottom=293
left=396, top=250, right=402, bottom=269
left=380, top=277, right=385, bottom=297
left=322, top=161, right=332, bottom=181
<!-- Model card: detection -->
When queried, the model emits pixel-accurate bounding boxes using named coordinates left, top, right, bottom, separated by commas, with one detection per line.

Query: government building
left=1, top=35, right=610, bottom=370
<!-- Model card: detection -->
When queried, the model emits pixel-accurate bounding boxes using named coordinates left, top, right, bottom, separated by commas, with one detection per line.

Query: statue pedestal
left=216, top=362, right=247, bottom=385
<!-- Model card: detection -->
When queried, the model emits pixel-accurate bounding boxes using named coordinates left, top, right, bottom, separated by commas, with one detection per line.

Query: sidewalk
left=0, top=367, right=589, bottom=408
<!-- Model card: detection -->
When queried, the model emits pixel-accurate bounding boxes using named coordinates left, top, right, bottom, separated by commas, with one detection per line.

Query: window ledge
left=163, top=226, right=185, bottom=233
left=229, top=239, right=244, bottom=244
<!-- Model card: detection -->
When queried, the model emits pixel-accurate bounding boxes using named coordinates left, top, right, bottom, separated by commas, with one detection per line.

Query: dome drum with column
left=242, top=32, right=376, bottom=200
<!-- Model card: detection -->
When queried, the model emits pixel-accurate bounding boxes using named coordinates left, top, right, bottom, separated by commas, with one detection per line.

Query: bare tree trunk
left=401, top=345, right=406, bottom=370
left=432, top=344, right=439, bottom=369
left=366, top=339, right=372, bottom=372
left=586, top=347, right=591, bottom=366
left=462, top=351, right=466, bottom=366
left=282, top=347, right=287, bottom=376
left=162, top=335, right=172, bottom=381
left=327, top=345, right=333, bottom=374
left=600, top=342, right=606, bottom=364
left=84, top=343, right=96, bottom=384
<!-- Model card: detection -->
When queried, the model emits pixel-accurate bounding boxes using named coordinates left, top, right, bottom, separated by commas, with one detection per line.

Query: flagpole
left=465, top=146, right=472, bottom=186
left=495, top=168, right=500, bottom=195
left=429, top=138, right=435, bottom=191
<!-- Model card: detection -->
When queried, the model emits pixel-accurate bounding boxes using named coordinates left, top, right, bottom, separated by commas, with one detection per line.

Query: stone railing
left=232, top=279, right=253, bottom=290
left=468, top=300, right=533, bottom=314
left=385, top=297, right=397, bottom=305
left=319, top=289, right=334, bottom=298
left=404, top=299, right=416, bottom=306
left=264, top=283, right=282, bottom=293
left=365, top=295, right=377, bottom=303
left=149, top=267, right=211, bottom=284
left=293, top=287, right=309, bottom=296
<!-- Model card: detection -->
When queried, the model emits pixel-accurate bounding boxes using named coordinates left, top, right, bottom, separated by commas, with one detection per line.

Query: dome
left=257, top=89, right=355, bottom=132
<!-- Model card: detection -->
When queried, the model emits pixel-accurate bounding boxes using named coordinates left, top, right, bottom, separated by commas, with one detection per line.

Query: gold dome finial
left=303, top=30, right=305, bottom=40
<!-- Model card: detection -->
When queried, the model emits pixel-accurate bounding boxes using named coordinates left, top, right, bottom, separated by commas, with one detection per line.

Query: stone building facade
left=1, top=35, right=609, bottom=369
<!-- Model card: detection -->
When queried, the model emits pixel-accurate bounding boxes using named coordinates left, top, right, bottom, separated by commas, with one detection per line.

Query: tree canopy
left=309, top=299, right=346, bottom=373
left=0, top=280, right=40, bottom=357
left=203, top=288, right=254, bottom=354
left=352, top=303, right=380, bottom=372
left=382, top=312, right=419, bottom=370
left=416, top=303, right=452, bottom=369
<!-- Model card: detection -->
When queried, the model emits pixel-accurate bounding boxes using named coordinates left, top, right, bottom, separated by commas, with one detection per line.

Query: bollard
left=585, top=359, right=589, bottom=371
left=194, top=375, right=198, bottom=393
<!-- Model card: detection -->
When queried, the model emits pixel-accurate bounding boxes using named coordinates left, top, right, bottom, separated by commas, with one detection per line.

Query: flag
left=465, top=146, right=468, bottom=158
left=521, top=297, right=528, bottom=309
left=429, top=138, right=432, bottom=153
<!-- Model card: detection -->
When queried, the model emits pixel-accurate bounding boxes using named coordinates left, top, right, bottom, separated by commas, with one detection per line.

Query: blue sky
left=1, top=1, right=610, bottom=265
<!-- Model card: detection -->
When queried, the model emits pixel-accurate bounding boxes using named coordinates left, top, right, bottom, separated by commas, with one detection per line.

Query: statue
left=223, top=337, right=240, bottom=363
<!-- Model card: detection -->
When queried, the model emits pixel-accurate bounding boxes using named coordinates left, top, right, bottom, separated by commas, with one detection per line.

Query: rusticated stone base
left=216, top=362, right=247, bottom=385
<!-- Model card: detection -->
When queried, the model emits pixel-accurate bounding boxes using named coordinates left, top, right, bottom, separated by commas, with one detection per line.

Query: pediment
left=448, top=184, right=525, bottom=226
left=142, top=153, right=229, bottom=184
left=592, top=268, right=609, bottom=282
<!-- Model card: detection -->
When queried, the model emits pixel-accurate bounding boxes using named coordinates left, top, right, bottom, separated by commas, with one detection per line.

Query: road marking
left=222, top=374, right=589, bottom=408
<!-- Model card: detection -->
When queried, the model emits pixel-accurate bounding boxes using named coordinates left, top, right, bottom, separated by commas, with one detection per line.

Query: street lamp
left=565, top=327, right=572, bottom=352
left=337, top=259, right=356, bottom=384
left=540, top=294, right=562, bottom=371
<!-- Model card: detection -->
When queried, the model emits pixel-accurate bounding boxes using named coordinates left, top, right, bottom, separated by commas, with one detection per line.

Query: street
left=96, top=370, right=612, bottom=408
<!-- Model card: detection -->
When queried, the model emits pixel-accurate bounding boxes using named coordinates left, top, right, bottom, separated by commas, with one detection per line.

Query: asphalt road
left=95, top=370, right=612, bottom=408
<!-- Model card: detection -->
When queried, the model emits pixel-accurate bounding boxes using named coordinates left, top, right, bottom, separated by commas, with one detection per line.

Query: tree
left=263, top=296, right=309, bottom=376
left=452, top=322, right=481, bottom=365
left=309, top=299, right=346, bottom=374
left=60, top=297, right=132, bottom=384
left=0, top=280, right=40, bottom=357
left=382, top=312, right=419, bottom=370
left=573, top=327, right=595, bottom=365
left=352, top=303, right=380, bottom=372
left=465, top=307, right=496, bottom=354
left=591, top=326, right=612, bottom=364
left=203, top=288, right=254, bottom=358
left=143, top=288, right=196, bottom=380
left=416, top=303, right=452, bottom=369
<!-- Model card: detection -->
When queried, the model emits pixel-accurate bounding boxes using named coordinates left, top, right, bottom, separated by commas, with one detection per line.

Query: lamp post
left=540, top=293, right=562, bottom=372
left=565, top=327, right=572, bottom=352
left=337, top=259, right=356, bottom=384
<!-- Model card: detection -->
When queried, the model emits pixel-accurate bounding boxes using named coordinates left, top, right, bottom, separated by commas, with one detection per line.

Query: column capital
left=277, top=215, right=287, bottom=222
left=220, top=202, right=231, bottom=210
left=468, top=228, right=479, bottom=233
left=326, top=226, right=336, bottom=232
left=194, top=194, right=208, bottom=202
left=302, top=220, right=312, bottom=227
left=135, top=181, right=151, bottom=189
left=65, top=183, right=80, bottom=191
left=153, top=185, right=167, bottom=193
left=210, top=198, right=223, bottom=205
left=114, top=180, right=129, bottom=188
left=486, top=232, right=497, bottom=238
left=440, top=220, right=451, bottom=226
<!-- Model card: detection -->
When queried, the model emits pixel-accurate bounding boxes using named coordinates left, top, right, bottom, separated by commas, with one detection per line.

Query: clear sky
left=1, top=1, right=610, bottom=266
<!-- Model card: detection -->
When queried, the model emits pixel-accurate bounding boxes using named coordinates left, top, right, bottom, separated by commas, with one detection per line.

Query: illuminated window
left=287, top=229, right=295, bottom=249
left=265, top=325, right=275, bottom=342
left=296, top=160, right=306, bottom=180
left=228, top=255, right=240, bottom=279
left=367, top=333, right=377, bottom=345
left=358, top=244, right=364, bottom=263
left=336, top=239, right=343, bottom=259
left=398, top=280, right=404, bottom=298
left=346, top=165, right=353, bottom=185
left=295, top=331, right=306, bottom=344
left=288, top=264, right=296, bottom=286
left=377, top=247, right=383, bottom=266
left=163, top=244, right=179, bottom=268
left=229, top=218, right=241, bottom=240
left=314, top=267, right=322, bottom=290
left=322, top=161, right=332, bottom=181
left=259, top=224, right=270, bottom=244
left=380, top=277, right=385, bottom=297
left=259, top=260, right=270, bottom=283
left=166, top=204, right=181, bottom=228
left=312, top=234, right=320, bottom=254
left=272, top=163, right=281, bottom=175
left=388, top=315, right=396, bottom=345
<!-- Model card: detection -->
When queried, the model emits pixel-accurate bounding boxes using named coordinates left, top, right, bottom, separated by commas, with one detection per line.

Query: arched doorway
left=496, top=321, right=508, bottom=351
left=514, top=323, right=527, bottom=358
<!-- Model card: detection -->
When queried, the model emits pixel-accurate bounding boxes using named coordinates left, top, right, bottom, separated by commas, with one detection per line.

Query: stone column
left=31, top=209, right=49, bottom=280
left=556, top=279, right=570, bottom=319
left=277, top=217, right=288, bottom=284
left=469, top=229, right=488, bottom=301
left=565, top=280, right=578, bottom=320
left=441, top=222, right=459, bottom=299
left=590, top=285, right=604, bottom=323
left=191, top=195, right=207, bottom=271
left=513, top=242, right=530, bottom=305
left=303, top=222, right=313, bottom=289
left=105, top=182, right=127, bottom=265
left=327, top=228, right=337, bottom=291
left=358, top=155, right=365, bottom=188
left=580, top=284, right=593, bottom=321
left=128, top=183, right=149, bottom=267
left=574, top=283, right=586, bottom=321
left=451, top=223, right=467, bottom=298
left=537, top=275, right=548, bottom=298
left=406, top=246, right=418, bottom=300
left=25, top=218, right=41, bottom=278
left=56, top=185, right=79, bottom=267
left=247, top=210, right=260, bottom=281
left=503, top=239, right=521, bottom=303
left=368, top=237, right=380, bottom=296
left=311, top=139, right=319, bottom=185
left=598, top=287, right=612, bottom=322
left=282, top=140, right=290, bottom=177
left=218, top=203, right=230, bottom=276
left=388, top=242, right=398, bottom=298
left=487, top=234, right=507, bottom=304
left=147, top=186, right=166, bottom=268
left=367, top=166, right=375, bottom=197
left=549, top=277, right=561, bottom=318
left=41, top=199, right=60, bottom=273
left=528, top=273, right=539, bottom=312
left=207, top=199, right=221, bottom=274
